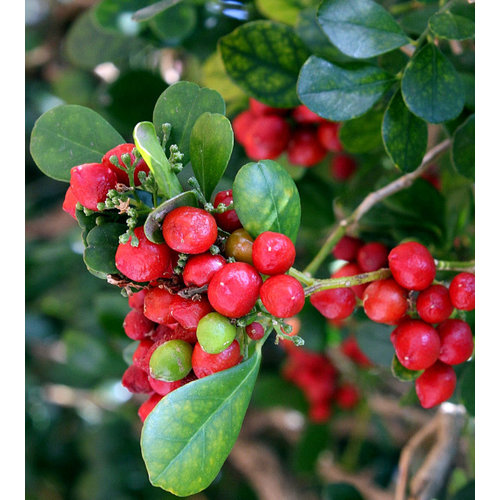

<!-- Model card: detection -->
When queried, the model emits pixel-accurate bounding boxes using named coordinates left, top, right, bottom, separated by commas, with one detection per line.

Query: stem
left=303, top=139, right=451, bottom=276
left=435, top=259, right=475, bottom=272
left=288, top=267, right=315, bottom=286
left=304, top=269, right=392, bottom=297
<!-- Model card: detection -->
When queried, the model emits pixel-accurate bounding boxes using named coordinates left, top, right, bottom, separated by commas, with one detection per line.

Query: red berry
left=62, top=187, right=78, bottom=219
left=437, top=319, right=474, bottom=365
left=291, top=105, right=324, bottom=124
left=138, top=393, right=163, bottom=423
left=233, top=110, right=255, bottom=146
left=208, top=262, right=262, bottom=318
left=213, top=190, right=242, bottom=233
left=244, top=115, right=290, bottom=160
left=363, top=279, right=408, bottom=325
left=388, top=241, right=436, bottom=291
left=333, top=235, right=364, bottom=262
left=252, top=231, right=296, bottom=275
left=332, top=262, right=367, bottom=299
left=392, top=319, right=441, bottom=370
left=102, top=143, right=149, bottom=185
left=143, top=287, right=176, bottom=324
left=191, top=340, right=242, bottom=378
left=121, top=364, right=152, bottom=394
left=128, top=289, right=147, bottom=310
left=70, top=163, right=117, bottom=211
left=309, top=402, right=332, bottom=423
left=449, top=272, right=475, bottom=311
left=310, top=287, right=356, bottom=320
left=356, top=242, right=388, bottom=272
left=245, top=322, right=265, bottom=340
left=123, top=309, right=155, bottom=341
left=115, top=226, right=175, bottom=282
left=340, top=336, right=372, bottom=367
left=148, top=372, right=196, bottom=396
left=335, top=384, right=360, bottom=410
left=182, top=253, right=226, bottom=287
left=162, top=206, right=218, bottom=254
left=249, top=98, right=288, bottom=116
left=132, top=339, right=155, bottom=372
left=151, top=323, right=197, bottom=345
left=415, top=361, right=456, bottom=408
left=330, top=154, right=357, bottom=181
left=170, top=294, right=213, bottom=333
left=416, top=284, right=454, bottom=324
left=317, top=121, right=342, bottom=152
left=260, top=275, right=305, bottom=318
left=287, top=127, right=327, bottom=167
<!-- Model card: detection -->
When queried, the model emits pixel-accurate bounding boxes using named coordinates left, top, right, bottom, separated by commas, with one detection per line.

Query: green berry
left=149, top=340, right=193, bottom=382
left=196, top=312, right=237, bottom=354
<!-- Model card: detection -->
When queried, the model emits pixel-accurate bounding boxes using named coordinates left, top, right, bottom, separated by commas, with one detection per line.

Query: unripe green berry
left=196, top=312, right=237, bottom=354
left=149, top=340, right=193, bottom=382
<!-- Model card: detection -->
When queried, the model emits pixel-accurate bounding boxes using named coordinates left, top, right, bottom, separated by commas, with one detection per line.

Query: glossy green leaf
left=354, top=322, right=393, bottom=367
left=402, top=44, right=465, bottom=123
left=219, top=20, right=310, bottom=107
left=30, top=104, right=125, bottom=182
left=297, top=56, right=395, bottom=121
left=323, top=482, right=365, bottom=500
left=132, top=0, right=183, bottom=22
left=190, top=112, right=234, bottom=200
left=141, top=350, right=261, bottom=496
left=391, top=354, right=423, bottom=382
left=133, top=121, right=183, bottom=200
left=233, top=160, right=301, bottom=242
left=317, top=0, right=409, bottom=59
left=144, top=190, right=198, bottom=243
left=452, top=114, right=474, bottom=181
left=148, top=2, right=196, bottom=44
left=152, top=81, right=225, bottom=166
left=83, top=223, right=126, bottom=278
left=382, top=90, right=428, bottom=172
left=339, top=108, right=384, bottom=153
left=429, top=11, right=475, bottom=40
left=458, top=360, right=474, bottom=416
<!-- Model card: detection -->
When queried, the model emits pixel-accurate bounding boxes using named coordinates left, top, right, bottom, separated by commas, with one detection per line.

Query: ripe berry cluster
left=319, top=235, right=475, bottom=408
left=280, top=320, right=365, bottom=422
left=233, top=98, right=357, bottom=180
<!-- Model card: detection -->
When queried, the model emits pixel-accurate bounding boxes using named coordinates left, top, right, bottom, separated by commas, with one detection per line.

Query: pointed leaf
left=233, top=160, right=301, bottom=242
left=30, top=104, right=125, bottom=182
left=402, top=44, right=465, bottom=123
left=219, top=20, right=310, bottom=107
left=152, top=81, right=225, bottom=165
left=141, top=351, right=261, bottom=496
left=382, top=90, right=428, bottom=172
left=452, top=114, right=474, bottom=181
left=190, top=112, right=234, bottom=201
left=429, top=11, right=475, bottom=41
left=133, top=121, right=183, bottom=200
left=144, top=190, right=198, bottom=243
left=297, top=56, right=395, bottom=121
left=317, top=0, right=410, bottom=59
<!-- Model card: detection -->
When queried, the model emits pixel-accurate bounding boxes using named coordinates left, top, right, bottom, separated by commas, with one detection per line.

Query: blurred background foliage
left=26, top=1, right=474, bottom=499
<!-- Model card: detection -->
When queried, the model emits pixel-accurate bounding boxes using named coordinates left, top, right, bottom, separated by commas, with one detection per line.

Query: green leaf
left=323, top=482, right=365, bottom=500
left=452, top=114, right=474, bottom=181
left=30, top=104, right=125, bottom=182
left=144, top=190, right=198, bottom=243
left=317, top=0, right=409, bottom=59
left=255, top=0, right=310, bottom=25
left=399, top=5, right=439, bottom=36
left=94, top=0, right=151, bottom=35
left=152, top=81, right=226, bottom=166
left=391, top=354, right=423, bottom=382
left=233, top=160, right=301, bottom=242
left=354, top=322, right=393, bottom=368
left=83, top=223, right=126, bottom=277
left=190, top=112, right=234, bottom=200
left=382, top=90, right=428, bottom=172
left=429, top=11, right=475, bottom=41
left=219, top=20, right=310, bottom=107
left=338, top=108, right=384, bottom=153
left=133, top=121, right=183, bottom=200
left=148, top=2, right=197, bottom=44
left=458, top=360, right=474, bottom=416
left=401, top=44, right=465, bottom=124
left=141, top=350, right=261, bottom=496
left=297, top=56, right=395, bottom=121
